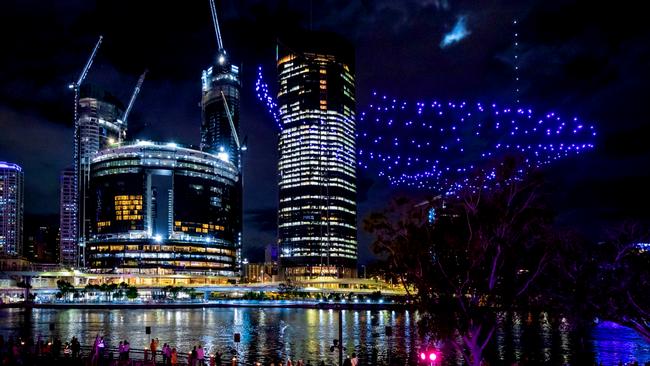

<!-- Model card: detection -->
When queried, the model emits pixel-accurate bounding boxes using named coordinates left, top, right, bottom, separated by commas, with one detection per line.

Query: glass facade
left=86, top=142, right=240, bottom=277
left=78, top=85, right=126, bottom=163
left=59, top=167, right=77, bottom=266
left=201, top=49, right=243, bottom=271
left=0, top=162, right=24, bottom=256
left=71, top=85, right=126, bottom=267
left=201, top=52, right=241, bottom=168
left=276, top=32, right=358, bottom=279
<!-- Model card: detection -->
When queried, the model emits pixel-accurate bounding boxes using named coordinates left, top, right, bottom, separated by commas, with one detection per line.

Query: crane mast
left=209, top=0, right=224, bottom=51
left=71, top=35, right=103, bottom=269
left=75, top=36, right=103, bottom=88
left=122, top=69, right=148, bottom=123
left=220, top=90, right=240, bottom=150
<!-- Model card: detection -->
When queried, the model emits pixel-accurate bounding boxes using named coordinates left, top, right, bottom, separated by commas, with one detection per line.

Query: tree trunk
left=461, top=325, right=495, bottom=366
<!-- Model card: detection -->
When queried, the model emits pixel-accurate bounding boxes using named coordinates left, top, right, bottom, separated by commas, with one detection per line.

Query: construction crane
left=69, top=35, right=103, bottom=269
left=69, top=36, right=103, bottom=91
left=209, top=0, right=224, bottom=51
left=122, top=69, right=148, bottom=123
left=220, top=90, right=245, bottom=152
left=69, top=36, right=103, bottom=134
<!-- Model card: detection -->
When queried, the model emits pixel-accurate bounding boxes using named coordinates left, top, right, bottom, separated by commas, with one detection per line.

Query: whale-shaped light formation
left=255, top=66, right=282, bottom=131
left=256, top=67, right=597, bottom=194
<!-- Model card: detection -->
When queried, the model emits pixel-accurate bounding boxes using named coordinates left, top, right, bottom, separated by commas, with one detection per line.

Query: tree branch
left=516, top=251, right=549, bottom=297
left=489, top=245, right=502, bottom=291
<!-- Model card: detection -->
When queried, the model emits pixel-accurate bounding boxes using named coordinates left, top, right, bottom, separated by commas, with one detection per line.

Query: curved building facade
left=277, top=32, right=358, bottom=279
left=69, top=85, right=126, bottom=268
left=86, top=142, right=240, bottom=277
left=79, top=85, right=126, bottom=161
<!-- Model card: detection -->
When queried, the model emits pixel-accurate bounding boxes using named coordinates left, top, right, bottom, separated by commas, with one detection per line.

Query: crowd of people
left=6, top=334, right=647, bottom=366
left=143, top=338, right=361, bottom=366
left=0, top=334, right=82, bottom=365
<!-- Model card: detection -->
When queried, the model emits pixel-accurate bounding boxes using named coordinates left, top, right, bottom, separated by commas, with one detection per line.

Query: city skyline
left=1, top=1, right=650, bottom=264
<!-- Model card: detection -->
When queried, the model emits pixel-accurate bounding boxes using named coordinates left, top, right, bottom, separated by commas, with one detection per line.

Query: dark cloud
left=0, top=107, right=71, bottom=214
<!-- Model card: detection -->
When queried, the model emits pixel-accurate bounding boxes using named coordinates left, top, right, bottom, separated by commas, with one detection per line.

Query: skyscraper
left=201, top=4, right=243, bottom=272
left=276, top=32, right=358, bottom=279
left=59, top=167, right=76, bottom=266
left=0, top=161, right=24, bottom=256
left=201, top=52, right=241, bottom=168
left=74, top=85, right=125, bottom=267
left=78, top=85, right=127, bottom=161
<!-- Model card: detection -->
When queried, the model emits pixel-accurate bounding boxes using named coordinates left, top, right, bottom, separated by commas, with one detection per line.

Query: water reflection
left=0, top=308, right=648, bottom=365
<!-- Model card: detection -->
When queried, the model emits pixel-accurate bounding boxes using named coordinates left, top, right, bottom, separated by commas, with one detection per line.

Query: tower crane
left=69, top=36, right=103, bottom=91
left=122, top=69, right=148, bottom=124
left=209, top=0, right=224, bottom=52
left=220, top=90, right=241, bottom=151
left=69, top=36, right=103, bottom=140
left=69, top=35, right=103, bottom=269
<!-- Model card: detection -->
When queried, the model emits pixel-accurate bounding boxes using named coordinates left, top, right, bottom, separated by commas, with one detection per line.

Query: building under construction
left=63, top=1, right=243, bottom=278
left=200, top=0, right=244, bottom=272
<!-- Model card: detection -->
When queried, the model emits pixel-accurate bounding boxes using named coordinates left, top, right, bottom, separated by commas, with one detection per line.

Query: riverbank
left=1, top=300, right=411, bottom=310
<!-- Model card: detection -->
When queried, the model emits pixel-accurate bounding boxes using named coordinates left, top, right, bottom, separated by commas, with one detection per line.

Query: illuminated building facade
left=201, top=52, right=241, bottom=168
left=0, top=162, right=24, bottom=256
left=72, top=85, right=126, bottom=267
left=85, top=141, right=240, bottom=277
left=276, top=32, right=358, bottom=279
left=59, top=167, right=77, bottom=266
left=78, top=85, right=126, bottom=162
left=201, top=49, right=243, bottom=270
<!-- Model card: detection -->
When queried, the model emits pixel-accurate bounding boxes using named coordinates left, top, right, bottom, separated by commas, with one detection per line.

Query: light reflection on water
left=0, top=308, right=648, bottom=365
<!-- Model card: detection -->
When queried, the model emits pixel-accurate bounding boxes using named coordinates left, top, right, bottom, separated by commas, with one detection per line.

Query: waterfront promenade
left=0, top=333, right=359, bottom=366
left=0, top=299, right=407, bottom=311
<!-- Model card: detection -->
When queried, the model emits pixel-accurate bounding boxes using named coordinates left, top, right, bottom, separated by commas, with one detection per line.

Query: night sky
left=1, top=0, right=649, bottom=263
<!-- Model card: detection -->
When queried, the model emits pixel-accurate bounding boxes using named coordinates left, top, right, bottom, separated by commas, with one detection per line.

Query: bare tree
left=593, top=223, right=650, bottom=342
left=365, top=162, right=559, bottom=365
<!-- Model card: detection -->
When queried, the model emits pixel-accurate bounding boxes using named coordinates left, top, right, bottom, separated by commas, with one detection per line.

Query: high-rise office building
left=276, top=32, right=358, bottom=279
left=0, top=162, right=24, bottom=256
left=25, top=223, right=58, bottom=263
left=73, top=85, right=125, bottom=267
left=85, top=141, right=240, bottom=277
left=59, top=167, right=77, bottom=266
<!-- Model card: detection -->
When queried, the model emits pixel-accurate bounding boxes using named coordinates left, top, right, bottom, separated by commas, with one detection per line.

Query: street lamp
left=329, top=306, right=345, bottom=365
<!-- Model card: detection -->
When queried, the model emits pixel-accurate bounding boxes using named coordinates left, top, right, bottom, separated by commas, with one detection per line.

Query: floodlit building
left=85, top=141, right=241, bottom=277
left=0, top=162, right=24, bottom=256
left=201, top=52, right=242, bottom=168
left=59, top=167, right=77, bottom=266
left=78, top=85, right=127, bottom=162
left=276, top=32, right=358, bottom=279
left=200, top=10, right=244, bottom=271
left=72, top=85, right=126, bottom=267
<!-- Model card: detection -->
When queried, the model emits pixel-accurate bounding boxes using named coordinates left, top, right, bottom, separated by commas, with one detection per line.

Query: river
left=0, top=307, right=648, bottom=365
